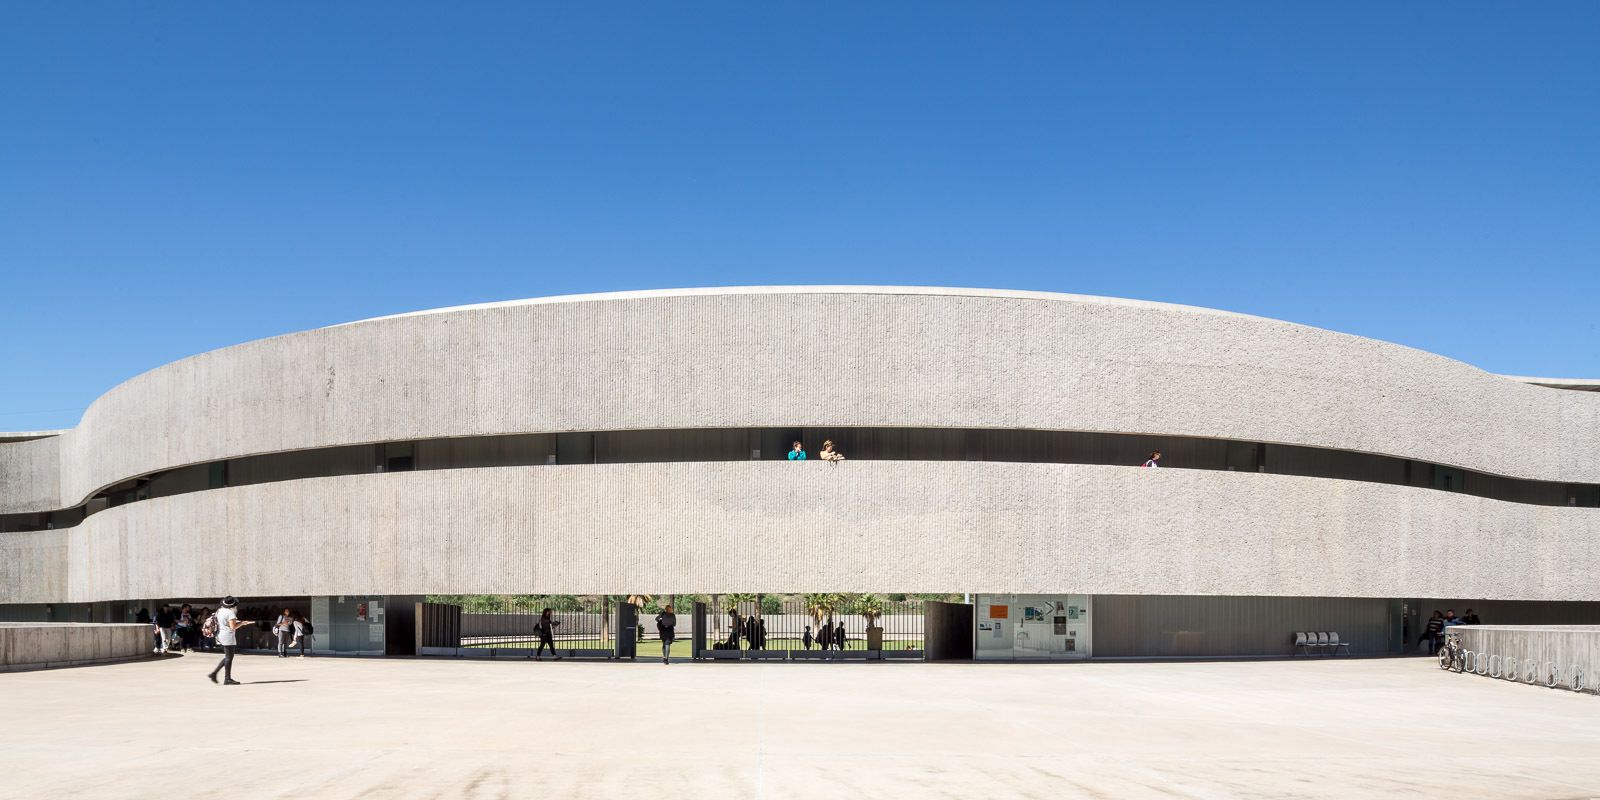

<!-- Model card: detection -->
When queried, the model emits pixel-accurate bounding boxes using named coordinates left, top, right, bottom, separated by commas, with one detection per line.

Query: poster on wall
left=373, top=601, right=385, bottom=621
left=989, top=605, right=1009, bottom=620
left=356, top=602, right=367, bottom=622
left=992, top=622, right=1004, bottom=639
left=1053, top=616, right=1067, bottom=635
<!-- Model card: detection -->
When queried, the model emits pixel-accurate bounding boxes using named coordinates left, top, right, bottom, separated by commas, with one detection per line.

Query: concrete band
left=0, top=623, right=150, bottom=672
left=2, top=288, right=1598, bottom=517
left=2, top=461, right=1595, bottom=604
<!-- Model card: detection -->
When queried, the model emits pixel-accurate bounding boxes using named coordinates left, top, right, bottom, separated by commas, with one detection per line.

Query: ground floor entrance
left=975, top=594, right=1092, bottom=660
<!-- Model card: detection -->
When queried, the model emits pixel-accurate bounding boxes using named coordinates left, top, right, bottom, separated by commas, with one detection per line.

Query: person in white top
left=207, top=596, right=255, bottom=686
left=1142, top=450, right=1161, bottom=468
left=819, top=440, right=845, bottom=463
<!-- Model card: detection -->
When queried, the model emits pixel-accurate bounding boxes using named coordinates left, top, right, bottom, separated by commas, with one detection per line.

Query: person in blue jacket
left=787, top=441, right=807, bottom=460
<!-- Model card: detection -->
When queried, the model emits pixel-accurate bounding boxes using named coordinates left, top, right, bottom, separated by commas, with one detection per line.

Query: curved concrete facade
left=1, top=287, right=1598, bottom=610
left=3, top=287, right=1599, bottom=518
left=3, top=460, right=1598, bottom=605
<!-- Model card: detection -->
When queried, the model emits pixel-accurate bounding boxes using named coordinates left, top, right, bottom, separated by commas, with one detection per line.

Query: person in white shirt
left=1143, top=451, right=1161, bottom=468
left=207, top=596, right=255, bottom=686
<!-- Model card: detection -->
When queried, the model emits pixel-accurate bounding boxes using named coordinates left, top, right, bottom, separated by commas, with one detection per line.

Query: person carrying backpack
left=207, top=596, right=256, bottom=686
left=655, top=605, right=677, bottom=665
left=292, top=611, right=315, bottom=657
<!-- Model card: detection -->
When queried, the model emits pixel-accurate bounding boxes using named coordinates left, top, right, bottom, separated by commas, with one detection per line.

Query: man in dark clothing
left=836, top=622, right=847, bottom=651
left=135, top=608, right=150, bottom=625
left=1463, top=609, right=1481, bottom=625
left=1419, top=611, right=1444, bottom=654
left=155, top=606, right=176, bottom=654
left=728, top=611, right=742, bottom=649
left=756, top=617, right=768, bottom=650
left=803, top=626, right=814, bottom=650
left=744, top=615, right=758, bottom=649
left=818, top=621, right=832, bottom=650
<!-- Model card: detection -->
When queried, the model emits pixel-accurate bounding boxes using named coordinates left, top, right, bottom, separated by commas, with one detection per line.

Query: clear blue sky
left=3, top=3, right=1597, bottom=431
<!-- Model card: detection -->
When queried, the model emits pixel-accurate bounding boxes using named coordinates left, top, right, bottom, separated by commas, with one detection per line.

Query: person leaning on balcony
left=820, top=440, right=845, bottom=463
left=787, top=441, right=807, bottom=460
left=1143, top=451, right=1161, bottom=468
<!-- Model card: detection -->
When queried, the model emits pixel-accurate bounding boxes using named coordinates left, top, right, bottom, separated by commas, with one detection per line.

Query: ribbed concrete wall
left=0, top=623, right=149, bottom=671
left=2, top=462, right=1596, bottom=604
left=3, top=288, right=1598, bottom=517
left=0, top=436, right=60, bottom=512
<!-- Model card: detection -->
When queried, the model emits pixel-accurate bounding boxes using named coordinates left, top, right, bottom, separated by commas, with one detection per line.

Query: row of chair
left=1293, top=631, right=1351, bottom=656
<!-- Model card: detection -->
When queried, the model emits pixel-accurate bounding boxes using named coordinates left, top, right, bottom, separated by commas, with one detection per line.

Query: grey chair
left=1327, top=631, right=1351, bottom=656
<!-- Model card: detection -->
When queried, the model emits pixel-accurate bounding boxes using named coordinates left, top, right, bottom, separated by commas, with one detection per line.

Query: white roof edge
left=330, top=285, right=1260, bottom=328
left=1499, top=375, right=1600, bottom=391
left=0, top=430, right=67, bottom=440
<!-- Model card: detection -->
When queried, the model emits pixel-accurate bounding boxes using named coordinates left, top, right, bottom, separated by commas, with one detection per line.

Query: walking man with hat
left=207, top=595, right=255, bottom=686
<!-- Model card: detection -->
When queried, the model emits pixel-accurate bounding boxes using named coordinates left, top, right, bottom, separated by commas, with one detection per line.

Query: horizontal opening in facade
left=3, top=426, right=1598, bottom=534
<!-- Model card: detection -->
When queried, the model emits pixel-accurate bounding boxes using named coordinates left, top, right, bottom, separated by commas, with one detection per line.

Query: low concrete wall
left=0, top=623, right=150, bottom=672
left=1449, top=625, right=1600, bottom=689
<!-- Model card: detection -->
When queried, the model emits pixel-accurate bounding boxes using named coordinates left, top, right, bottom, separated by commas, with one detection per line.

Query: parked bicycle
left=1437, top=630, right=1465, bottom=672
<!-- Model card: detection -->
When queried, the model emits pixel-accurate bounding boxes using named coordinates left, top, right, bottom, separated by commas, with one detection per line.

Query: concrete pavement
left=2, top=654, right=1598, bottom=799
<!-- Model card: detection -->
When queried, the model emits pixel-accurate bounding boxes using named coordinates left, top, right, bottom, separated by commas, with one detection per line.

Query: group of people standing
left=139, top=603, right=211, bottom=654
left=727, top=610, right=769, bottom=649
left=272, top=608, right=315, bottom=658
left=720, top=611, right=851, bottom=651
left=804, top=621, right=849, bottom=650
left=141, top=602, right=315, bottom=658
left=1417, top=608, right=1481, bottom=654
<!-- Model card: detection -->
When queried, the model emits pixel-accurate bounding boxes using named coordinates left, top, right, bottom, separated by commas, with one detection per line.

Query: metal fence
left=698, top=598, right=926, bottom=659
left=420, top=595, right=940, bottom=661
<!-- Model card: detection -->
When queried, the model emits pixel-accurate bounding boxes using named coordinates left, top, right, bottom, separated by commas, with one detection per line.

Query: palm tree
left=851, top=593, right=886, bottom=630
left=803, top=592, right=842, bottom=633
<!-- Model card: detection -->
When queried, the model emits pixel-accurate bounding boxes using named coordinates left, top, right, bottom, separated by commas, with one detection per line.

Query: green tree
left=802, top=592, right=843, bottom=631
left=849, top=593, right=886, bottom=629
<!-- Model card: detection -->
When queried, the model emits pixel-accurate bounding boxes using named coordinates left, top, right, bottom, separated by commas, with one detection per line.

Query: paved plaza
left=2, top=654, right=1599, bottom=799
